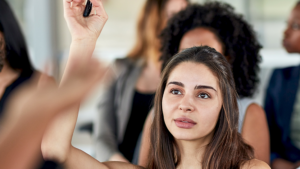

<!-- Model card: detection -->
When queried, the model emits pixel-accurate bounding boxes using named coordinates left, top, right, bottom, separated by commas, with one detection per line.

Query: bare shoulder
left=244, top=103, right=267, bottom=127
left=103, top=161, right=145, bottom=169
left=244, top=103, right=267, bottom=124
left=242, top=159, right=270, bottom=169
left=246, top=103, right=265, bottom=115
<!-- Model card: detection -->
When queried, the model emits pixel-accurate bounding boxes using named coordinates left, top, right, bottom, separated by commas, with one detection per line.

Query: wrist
left=69, top=38, right=97, bottom=55
left=71, top=37, right=98, bottom=45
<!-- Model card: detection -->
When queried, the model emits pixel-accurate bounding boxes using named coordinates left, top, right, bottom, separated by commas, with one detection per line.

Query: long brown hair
left=127, top=0, right=187, bottom=63
left=148, top=46, right=254, bottom=169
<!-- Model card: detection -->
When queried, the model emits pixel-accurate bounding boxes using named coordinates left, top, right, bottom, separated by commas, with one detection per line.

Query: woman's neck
left=145, top=57, right=161, bottom=73
left=175, top=140, right=206, bottom=169
left=136, top=58, right=161, bottom=93
left=175, top=132, right=214, bottom=169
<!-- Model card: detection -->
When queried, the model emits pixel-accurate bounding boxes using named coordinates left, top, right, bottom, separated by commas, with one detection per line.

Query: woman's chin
left=171, top=131, right=202, bottom=141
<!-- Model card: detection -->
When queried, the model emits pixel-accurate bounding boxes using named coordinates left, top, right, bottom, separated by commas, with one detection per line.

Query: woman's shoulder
left=241, top=159, right=270, bottom=169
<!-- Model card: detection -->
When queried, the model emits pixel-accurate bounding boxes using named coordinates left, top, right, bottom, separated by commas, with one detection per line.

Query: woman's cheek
left=162, top=95, right=177, bottom=125
left=203, top=104, right=221, bottom=124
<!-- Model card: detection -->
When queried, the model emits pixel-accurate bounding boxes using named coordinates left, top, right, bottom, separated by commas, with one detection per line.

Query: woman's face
left=283, top=4, right=300, bottom=53
left=179, top=27, right=224, bottom=55
left=165, top=0, right=188, bottom=20
left=162, top=62, right=222, bottom=142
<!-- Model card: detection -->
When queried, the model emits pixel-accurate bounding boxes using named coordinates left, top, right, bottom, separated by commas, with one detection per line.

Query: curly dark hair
left=160, top=2, right=262, bottom=98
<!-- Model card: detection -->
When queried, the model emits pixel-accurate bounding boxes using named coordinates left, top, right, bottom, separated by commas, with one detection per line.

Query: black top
left=118, top=90, right=155, bottom=162
left=0, top=71, right=33, bottom=116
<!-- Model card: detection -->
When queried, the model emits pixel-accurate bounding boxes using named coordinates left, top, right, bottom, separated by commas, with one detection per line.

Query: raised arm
left=41, top=1, right=144, bottom=168
left=41, top=0, right=108, bottom=163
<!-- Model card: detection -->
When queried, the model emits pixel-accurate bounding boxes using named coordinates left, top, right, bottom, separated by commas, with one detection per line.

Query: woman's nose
left=178, top=96, right=195, bottom=112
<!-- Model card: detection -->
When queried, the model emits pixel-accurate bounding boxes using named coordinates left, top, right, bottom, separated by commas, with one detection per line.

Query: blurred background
left=6, top=0, right=300, bottom=156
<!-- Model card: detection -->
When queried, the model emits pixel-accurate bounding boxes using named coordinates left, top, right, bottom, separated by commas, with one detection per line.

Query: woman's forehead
left=167, top=62, right=219, bottom=89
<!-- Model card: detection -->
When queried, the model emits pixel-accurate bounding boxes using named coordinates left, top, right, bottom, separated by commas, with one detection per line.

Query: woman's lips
left=174, top=117, right=197, bottom=129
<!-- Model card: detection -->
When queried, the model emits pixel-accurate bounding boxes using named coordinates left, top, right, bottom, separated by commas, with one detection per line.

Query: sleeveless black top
left=119, top=90, right=155, bottom=162
left=0, top=71, right=33, bottom=116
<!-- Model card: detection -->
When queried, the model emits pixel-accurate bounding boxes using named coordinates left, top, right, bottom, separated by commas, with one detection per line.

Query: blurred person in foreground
left=264, top=1, right=300, bottom=168
left=139, top=2, right=270, bottom=166
left=0, top=55, right=106, bottom=169
left=0, top=0, right=35, bottom=115
left=0, top=1, right=58, bottom=168
left=94, top=0, right=188, bottom=163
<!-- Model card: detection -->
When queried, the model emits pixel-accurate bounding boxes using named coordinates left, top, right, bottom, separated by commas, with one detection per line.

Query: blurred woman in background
left=265, top=1, right=300, bottom=168
left=139, top=2, right=270, bottom=166
left=95, top=0, right=188, bottom=163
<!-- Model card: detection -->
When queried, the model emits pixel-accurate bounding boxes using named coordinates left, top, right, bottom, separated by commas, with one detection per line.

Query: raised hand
left=64, top=0, right=108, bottom=41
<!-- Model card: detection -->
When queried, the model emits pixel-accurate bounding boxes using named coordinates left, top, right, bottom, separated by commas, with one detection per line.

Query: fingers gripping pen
left=83, top=0, right=93, bottom=17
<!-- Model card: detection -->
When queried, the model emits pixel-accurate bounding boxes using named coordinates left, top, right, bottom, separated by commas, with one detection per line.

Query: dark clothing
left=264, top=65, right=300, bottom=162
left=0, top=71, right=33, bottom=115
left=118, top=90, right=155, bottom=162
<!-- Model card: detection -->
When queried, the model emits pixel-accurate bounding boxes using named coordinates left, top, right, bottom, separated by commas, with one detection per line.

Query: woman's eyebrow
left=194, top=85, right=217, bottom=92
left=167, top=81, right=184, bottom=87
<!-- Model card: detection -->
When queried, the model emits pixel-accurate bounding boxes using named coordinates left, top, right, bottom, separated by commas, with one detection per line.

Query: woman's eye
left=171, top=90, right=182, bottom=95
left=198, top=93, right=209, bottom=99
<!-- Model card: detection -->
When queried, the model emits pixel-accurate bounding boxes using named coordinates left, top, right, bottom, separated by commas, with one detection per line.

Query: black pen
left=83, top=0, right=93, bottom=17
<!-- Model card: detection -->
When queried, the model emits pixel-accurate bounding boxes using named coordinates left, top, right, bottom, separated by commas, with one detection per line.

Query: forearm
left=42, top=39, right=98, bottom=162
left=61, top=39, right=97, bottom=85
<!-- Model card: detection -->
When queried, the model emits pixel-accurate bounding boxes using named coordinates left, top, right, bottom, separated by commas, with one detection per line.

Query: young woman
left=139, top=2, right=270, bottom=165
left=41, top=1, right=270, bottom=168
left=265, top=1, right=300, bottom=168
left=95, top=0, right=188, bottom=163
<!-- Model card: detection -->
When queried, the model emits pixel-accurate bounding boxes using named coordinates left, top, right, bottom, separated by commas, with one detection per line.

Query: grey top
left=94, top=58, right=144, bottom=162
left=237, top=97, right=256, bottom=133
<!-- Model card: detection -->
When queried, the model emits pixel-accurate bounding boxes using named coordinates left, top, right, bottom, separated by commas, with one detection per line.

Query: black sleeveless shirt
left=0, top=71, right=33, bottom=116
left=118, top=90, right=155, bottom=162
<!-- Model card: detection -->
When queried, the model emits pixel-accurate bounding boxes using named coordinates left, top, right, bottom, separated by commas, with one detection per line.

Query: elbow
left=41, top=141, right=70, bottom=164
